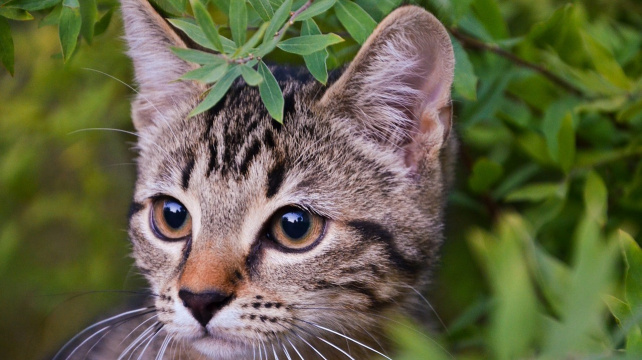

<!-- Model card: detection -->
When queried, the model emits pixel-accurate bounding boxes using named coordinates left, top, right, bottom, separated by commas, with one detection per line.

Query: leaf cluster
left=398, top=0, right=642, bottom=358
left=160, top=0, right=401, bottom=122
left=0, top=0, right=118, bottom=74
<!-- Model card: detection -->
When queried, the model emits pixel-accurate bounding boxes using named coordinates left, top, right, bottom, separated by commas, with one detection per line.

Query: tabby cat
left=57, top=0, right=456, bottom=358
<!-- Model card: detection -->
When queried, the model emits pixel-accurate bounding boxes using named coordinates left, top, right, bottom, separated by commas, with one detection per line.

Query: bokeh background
left=1, top=0, right=642, bottom=359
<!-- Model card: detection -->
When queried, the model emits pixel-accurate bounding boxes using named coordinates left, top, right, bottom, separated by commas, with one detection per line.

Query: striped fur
left=76, top=1, right=457, bottom=359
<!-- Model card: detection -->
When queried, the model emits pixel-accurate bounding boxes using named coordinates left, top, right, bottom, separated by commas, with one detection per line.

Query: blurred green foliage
left=1, top=0, right=642, bottom=359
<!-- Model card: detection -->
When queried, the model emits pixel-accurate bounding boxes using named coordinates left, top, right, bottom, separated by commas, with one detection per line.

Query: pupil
left=281, top=210, right=310, bottom=240
left=163, top=200, right=187, bottom=230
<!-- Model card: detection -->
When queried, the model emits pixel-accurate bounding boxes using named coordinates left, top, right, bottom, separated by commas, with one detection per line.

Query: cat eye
left=267, top=206, right=325, bottom=251
left=151, top=197, right=192, bottom=241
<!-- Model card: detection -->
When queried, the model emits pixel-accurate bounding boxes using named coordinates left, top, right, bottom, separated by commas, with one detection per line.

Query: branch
left=229, top=0, right=314, bottom=65
left=450, top=28, right=584, bottom=97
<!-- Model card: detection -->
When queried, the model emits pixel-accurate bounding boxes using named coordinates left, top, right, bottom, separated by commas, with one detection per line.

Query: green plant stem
left=450, top=27, right=583, bottom=97
left=226, top=0, right=314, bottom=65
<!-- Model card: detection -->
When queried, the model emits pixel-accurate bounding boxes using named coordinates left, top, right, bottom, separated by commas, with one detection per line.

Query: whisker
left=305, top=321, right=392, bottom=360
left=137, top=324, right=164, bottom=360
left=403, top=284, right=449, bottom=333
left=83, top=311, right=157, bottom=358
left=272, top=343, right=281, bottom=360
left=279, top=338, right=293, bottom=360
left=316, top=337, right=355, bottom=360
left=53, top=306, right=155, bottom=360
left=261, top=340, right=269, bottom=360
left=286, top=338, right=305, bottom=360
left=120, top=314, right=159, bottom=346
left=81, top=68, right=174, bottom=129
left=64, top=325, right=110, bottom=360
left=155, top=333, right=172, bottom=360
left=117, top=321, right=160, bottom=360
left=68, top=127, right=140, bottom=137
left=291, top=330, right=328, bottom=360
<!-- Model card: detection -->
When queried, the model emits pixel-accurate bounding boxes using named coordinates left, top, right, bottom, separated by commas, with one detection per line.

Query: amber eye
left=151, top=197, right=192, bottom=240
left=268, top=206, right=325, bottom=250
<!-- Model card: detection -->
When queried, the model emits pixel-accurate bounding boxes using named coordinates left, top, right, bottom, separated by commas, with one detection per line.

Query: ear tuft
left=321, top=6, right=454, bottom=160
left=120, top=0, right=205, bottom=129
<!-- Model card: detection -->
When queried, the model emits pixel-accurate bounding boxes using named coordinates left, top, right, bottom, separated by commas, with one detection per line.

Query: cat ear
left=320, top=6, right=454, bottom=167
left=120, top=0, right=205, bottom=130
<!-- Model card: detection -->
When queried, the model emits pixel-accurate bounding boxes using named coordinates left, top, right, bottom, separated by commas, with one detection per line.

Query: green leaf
left=620, top=230, right=642, bottom=308
left=257, top=61, right=284, bottom=123
left=181, top=62, right=229, bottom=83
left=604, top=294, right=630, bottom=326
left=517, top=132, right=554, bottom=165
left=296, top=0, right=337, bottom=21
left=248, top=0, right=273, bottom=21
left=582, top=31, right=632, bottom=90
left=210, top=0, right=230, bottom=16
left=0, top=8, right=33, bottom=21
left=171, top=47, right=225, bottom=65
left=604, top=293, right=642, bottom=353
left=0, top=17, right=14, bottom=76
left=240, top=64, right=263, bottom=86
left=452, top=36, right=478, bottom=101
left=470, top=0, right=508, bottom=39
left=40, top=4, right=61, bottom=27
left=4, top=0, right=60, bottom=11
left=235, top=22, right=268, bottom=57
left=528, top=4, right=585, bottom=67
left=334, top=0, right=376, bottom=45
left=468, top=158, right=503, bottom=193
left=229, top=0, right=247, bottom=46
left=389, top=316, right=451, bottom=360
left=301, top=19, right=328, bottom=84
left=542, top=215, right=618, bottom=357
left=263, top=0, right=291, bottom=43
left=468, top=215, right=539, bottom=360
left=505, top=182, right=567, bottom=203
left=190, top=65, right=241, bottom=117
left=375, top=0, right=401, bottom=15
left=557, top=113, right=575, bottom=174
left=79, top=0, right=96, bottom=44
left=168, top=19, right=236, bottom=53
left=62, top=0, right=78, bottom=7
left=59, top=4, right=81, bottom=62
left=276, top=34, right=343, bottom=55
left=584, top=171, right=607, bottom=225
left=152, top=0, right=186, bottom=15
left=93, top=7, right=113, bottom=36
left=191, top=0, right=224, bottom=52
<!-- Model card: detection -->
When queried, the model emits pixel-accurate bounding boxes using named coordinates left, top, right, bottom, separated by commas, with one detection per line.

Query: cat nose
left=178, top=289, right=233, bottom=327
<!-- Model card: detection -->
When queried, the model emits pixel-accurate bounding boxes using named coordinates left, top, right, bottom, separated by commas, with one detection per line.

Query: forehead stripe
left=266, top=161, right=286, bottom=198
left=239, top=139, right=262, bottom=177
left=181, top=156, right=196, bottom=190
left=206, top=138, right=218, bottom=177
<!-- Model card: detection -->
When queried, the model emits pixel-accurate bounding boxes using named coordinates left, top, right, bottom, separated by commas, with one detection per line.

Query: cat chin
left=190, top=334, right=251, bottom=359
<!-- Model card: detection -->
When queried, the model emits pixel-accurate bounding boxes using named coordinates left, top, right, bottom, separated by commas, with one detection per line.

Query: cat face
left=121, top=1, right=455, bottom=358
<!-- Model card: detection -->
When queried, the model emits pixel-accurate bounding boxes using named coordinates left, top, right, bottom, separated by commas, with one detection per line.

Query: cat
left=56, top=0, right=456, bottom=358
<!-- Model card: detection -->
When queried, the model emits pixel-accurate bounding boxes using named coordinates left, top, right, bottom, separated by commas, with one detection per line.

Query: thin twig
left=450, top=27, right=584, bottom=97
left=229, top=0, right=314, bottom=65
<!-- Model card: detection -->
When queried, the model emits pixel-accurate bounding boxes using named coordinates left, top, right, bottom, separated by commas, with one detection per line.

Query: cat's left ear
left=320, top=6, right=454, bottom=169
left=120, top=0, right=205, bottom=130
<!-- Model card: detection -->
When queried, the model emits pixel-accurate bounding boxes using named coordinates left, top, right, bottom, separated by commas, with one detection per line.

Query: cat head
left=121, top=0, right=454, bottom=358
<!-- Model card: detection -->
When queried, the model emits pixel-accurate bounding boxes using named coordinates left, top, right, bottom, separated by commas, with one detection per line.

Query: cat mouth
left=194, top=329, right=246, bottom=347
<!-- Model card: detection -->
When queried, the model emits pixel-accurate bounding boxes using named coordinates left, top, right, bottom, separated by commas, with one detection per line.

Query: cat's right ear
left=120, top=0, right=205, bottom=130
left=319, top=6, right=454, bottom=170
